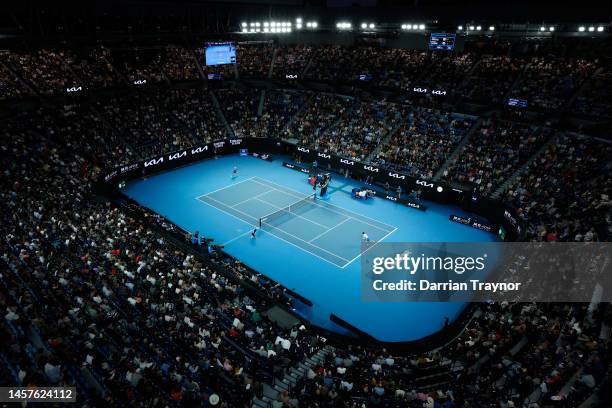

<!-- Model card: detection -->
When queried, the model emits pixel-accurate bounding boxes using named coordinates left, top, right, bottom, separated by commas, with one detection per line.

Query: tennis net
left=259, top=193, right=316, bottom=227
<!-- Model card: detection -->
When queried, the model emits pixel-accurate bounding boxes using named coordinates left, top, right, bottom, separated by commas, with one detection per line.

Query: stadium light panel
left=457, top=25, right=463, bottom=30
left=597, top=26, right=604, bottom=32
left=540, top=26, right=546, bottom=31
left=312, top=22, right=318, bottom=28
left=369, top=23, right=375, bottom=29
left=361, top=23, right=367, bottom=29
left=241, top=22, right=247, bottom=27
left=476, top=25, right=482, bottom=30
left=588, top=26, right=595, bottom=32
left=489, top=26, right=495, bottom=31
left=549, top=26, right=554, bottom=31
left=468, top=25, right=475, bottom=30
left=242, top=28, right=247, bottom=33
left=578, top=26, right=585, bottom=32
left=419, top=24, right=425, bottom=30
left=296, top=18, right=302, bottom=23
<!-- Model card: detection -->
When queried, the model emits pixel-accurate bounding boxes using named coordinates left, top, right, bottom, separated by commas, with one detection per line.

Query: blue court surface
left=124, top=155, right=497, bottom=342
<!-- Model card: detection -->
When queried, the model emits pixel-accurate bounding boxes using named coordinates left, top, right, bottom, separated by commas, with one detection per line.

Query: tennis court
left=196, top=176, right=397, bottom=267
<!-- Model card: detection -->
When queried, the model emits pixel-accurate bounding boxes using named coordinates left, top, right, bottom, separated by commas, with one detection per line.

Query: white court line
left=197, top=194, right=350, bottom=264
left=231, top=189, right=276, bottom=208
left=221, top=229, right=255, bottom=246
left=308, top=217, right=351, bottom=243
left=251, top=177, right=396, bottom=234
left=340, top=227, right=398, bottom=269
left=195, top=196, right=348, bottom=268
left=253, top=197, right=336, bottom=231
left=194, top=176, right=257, bottom=200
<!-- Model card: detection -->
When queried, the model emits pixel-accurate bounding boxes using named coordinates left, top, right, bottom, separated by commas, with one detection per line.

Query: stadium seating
left=1, top=41, right=610, bottom=408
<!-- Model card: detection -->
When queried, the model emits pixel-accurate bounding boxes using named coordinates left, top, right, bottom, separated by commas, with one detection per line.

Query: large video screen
left=429, top=33, right=456, bottom=51
left=205, top=42, right=236, bottom=66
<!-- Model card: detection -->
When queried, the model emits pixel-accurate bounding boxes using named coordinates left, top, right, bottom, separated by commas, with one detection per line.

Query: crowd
left=442, top=120, right=554, bottom=196
left=0, top=107, right=326, bottom=407
left=461, top=55, right=526, bottom=106
left=285, top=93, right=354, bottom=147
left=1, top=45, right=606, bottom=116
left=216, top=88, right=262, bottom=138
left=0, top=43, right=610, bottom=408
left=0, top=58, right=34, bottom=98
left=62, top=47, right=122, bottom=89
left=168, top=88, right=228, bottom=142
left=272, top=45, right=314, bottom=81
left=503, top=133, right=611, bottom=242
left=236, top=44, right=275, bottom=79
left=572, top=68, right=612, bottom=119
left=5, top=49, right=79, bottom=94
left=309, top=100, right=403, bottom=162
left=508, top=57, right=598, bottom=111
left=262, top=90, right=310, bottom=139
left=93, top=89, right=205, bottom=158
left=160, top=46, right=201, bottom=82
left=373, top=109, right=475, bottom=179
left=271, top=302, right=611, bottom=407
left=112, top=48, right=166, bottom=84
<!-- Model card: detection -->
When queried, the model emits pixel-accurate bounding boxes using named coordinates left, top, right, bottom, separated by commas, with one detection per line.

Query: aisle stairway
left=433, top=117, right=483, bottom=181
left=490, top=132, right=558, bottom=199
left=364, top=122, right=404, bottom=162
left=251, top=345, right=335, bottom=408
left=210, top=90, right=233, bottom=137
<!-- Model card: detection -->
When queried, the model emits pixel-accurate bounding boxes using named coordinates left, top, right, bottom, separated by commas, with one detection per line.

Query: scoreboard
left=429, top=33, right=456, bottom=51
left=205, top=42, right=236, bottom=66
left=507, top=98, right=528, bottom=108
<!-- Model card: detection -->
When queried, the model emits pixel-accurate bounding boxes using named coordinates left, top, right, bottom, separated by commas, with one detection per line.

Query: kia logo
left=144, top=157, right=164, bottom=167
left=416, top=180, right=434, bottom=188
left=363, top=165, right=379, bottom=172
left=318, top=153, right=330, bottom=159
left=340, top=158, right=355, bottom=166
left=191, top=146, right=208, bottom=154
left=385, top=195, right=397, bottom=201
left=297, top=147, right=310, bottom=153
left=169, top=151, right=187, bottom=160
left=388, top=172, right=405, bottom=179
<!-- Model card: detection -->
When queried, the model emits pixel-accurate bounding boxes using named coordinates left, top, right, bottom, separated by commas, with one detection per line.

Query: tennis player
left=361, top=232, right=369, bottom=242
left=231, top=166, right=238, bottom=179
